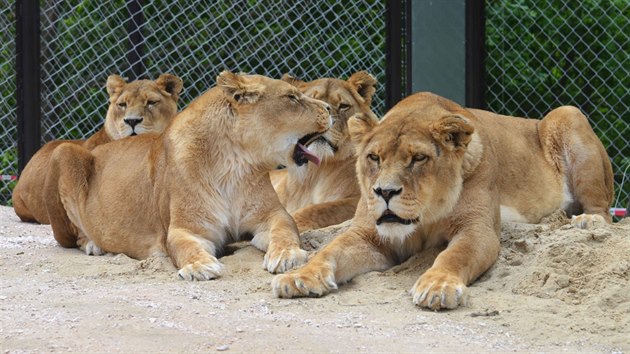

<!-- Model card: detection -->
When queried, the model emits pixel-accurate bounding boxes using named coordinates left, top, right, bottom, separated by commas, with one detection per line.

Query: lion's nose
left=373, top=187, right=402, bottom=203
left=124, top=117, right=143, bottom=128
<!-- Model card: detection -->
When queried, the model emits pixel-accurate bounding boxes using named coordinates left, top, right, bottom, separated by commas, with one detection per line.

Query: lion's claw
left=263, top=246, right=308, bottom=274
left=272, top=265, right=337, bottom=298
left=177, top=257, right=224, bottom=281
left=411, top=270, right=468, bottom=310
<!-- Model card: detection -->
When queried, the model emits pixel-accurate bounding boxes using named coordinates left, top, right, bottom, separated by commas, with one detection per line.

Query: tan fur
left=44, top=72, right=332, bottom=281
left=272, top=92, right=613, bottom=310
left=12, top=73, right=183, bottom=224
left=271, top=72, right=378, bottom=232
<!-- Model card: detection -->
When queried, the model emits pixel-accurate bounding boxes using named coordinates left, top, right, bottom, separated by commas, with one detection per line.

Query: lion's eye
left=339, top=103, right=351, bottom=111
left=147, top=100, right=158, bottom=106
left=117, top=102, right=127, bottom=109
left=411, top=155, right=428, bottom=166
left=287, top=94, right=299, bottom=103
left=367, top=153, right=380, bottom=162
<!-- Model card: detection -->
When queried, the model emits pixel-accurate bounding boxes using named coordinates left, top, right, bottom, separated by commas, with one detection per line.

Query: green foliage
left=486, top=0, right=630, bottom=208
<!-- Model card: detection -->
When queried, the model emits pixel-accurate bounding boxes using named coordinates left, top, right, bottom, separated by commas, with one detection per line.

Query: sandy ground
left=1, top=205, right=628, bottom=353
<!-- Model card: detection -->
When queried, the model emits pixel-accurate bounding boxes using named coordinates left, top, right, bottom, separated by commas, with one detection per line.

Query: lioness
left=273, top=92, right=613, bottom=310
left=12, top=73, right=183, bottom=224
left=45, top=71, right=332, bottom=280
left=271, top=71, right=378, bottom=232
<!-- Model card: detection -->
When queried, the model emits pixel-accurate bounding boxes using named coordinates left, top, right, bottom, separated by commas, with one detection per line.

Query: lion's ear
left=217, top=71, right=262, bottom=104
left=281, top=73, right=305, bottom=87
left=347, top=71, right=377, bottom=106
left=430, top=115, right=474, bottom=151
left=349, top=112, right=378, bottom=144
left=106, top=74, right=127, bottom=99
left=156, top=73, right=184, bottom=101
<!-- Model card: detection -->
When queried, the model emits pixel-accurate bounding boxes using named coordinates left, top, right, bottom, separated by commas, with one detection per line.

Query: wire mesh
left=485, top=0, right=630, bottom=213
left=1, top=1, right=627, bottom=214
left=0, top=0, right=387, bottom=205
left=0, top=3, right=17, bottom=203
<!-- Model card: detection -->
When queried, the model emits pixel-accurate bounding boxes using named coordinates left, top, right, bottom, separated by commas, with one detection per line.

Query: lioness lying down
left=271, top=71, right=378, bottom=232
left=45, top=72, right=332, bottom=280
left=12, top=73, right=183, bottom=224
left=273, top=92, right=613, bottom=310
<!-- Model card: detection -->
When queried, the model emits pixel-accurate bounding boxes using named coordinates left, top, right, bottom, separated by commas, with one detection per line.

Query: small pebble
left=216, top=344, right=229, bottom=351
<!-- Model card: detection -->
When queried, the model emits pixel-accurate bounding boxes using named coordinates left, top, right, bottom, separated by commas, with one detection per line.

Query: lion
left=270, top=71, right=378, bottom=232
left=44, top=71, right=332, bottom=280
left=272, top=92, right=613, bottom=310
left=12, top=73, right=183, bottom=224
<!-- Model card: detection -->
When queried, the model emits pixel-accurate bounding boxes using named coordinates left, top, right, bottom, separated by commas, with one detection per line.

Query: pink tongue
left=297, top=143, right=320, bottom=166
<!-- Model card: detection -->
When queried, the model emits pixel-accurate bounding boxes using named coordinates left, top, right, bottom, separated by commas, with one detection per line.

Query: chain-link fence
left=0, top=3, right=17, bottom=203
left=1, top=0, right=628, bottom=214
left=486, top=0, right=630, bottom=213
left=0, top=0, right=387, bottom=205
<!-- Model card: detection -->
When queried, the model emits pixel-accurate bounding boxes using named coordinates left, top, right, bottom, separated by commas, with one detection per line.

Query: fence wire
left=0, top=3, right=17, bottom=201
left=485, top=0, right=630, bottom=213
left=1, top=1, right=627, bottom=215
left=0, top=0, right=387, bottom=205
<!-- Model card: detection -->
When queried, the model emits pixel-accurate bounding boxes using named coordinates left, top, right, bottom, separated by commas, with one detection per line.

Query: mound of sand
left=1, top=206, right=628, bottom=352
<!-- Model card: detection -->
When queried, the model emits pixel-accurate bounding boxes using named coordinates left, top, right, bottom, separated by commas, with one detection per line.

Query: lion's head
left=281, top=71, right=377, bottom=166
left=105, top=73, right=183, bottom=139
left=349, top=92, right=480, bottom=243
left=216, top=71, right=333, bottom=169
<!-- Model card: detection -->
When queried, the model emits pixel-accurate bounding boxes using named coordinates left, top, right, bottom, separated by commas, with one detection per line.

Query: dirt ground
left=1, top=205, right=628, bottom=353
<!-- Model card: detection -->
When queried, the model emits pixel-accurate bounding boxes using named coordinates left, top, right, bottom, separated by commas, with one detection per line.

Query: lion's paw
left=411, top=270, right=468, bottom=310
left=571, top=214, right=607, bottom=230
left=82, top=240, right=105, bottom=256
left=272, top=264, right=337, bottom=298
left=178, top=257, right=224, bottom=281
left=263, top=246, right=308, bottom=274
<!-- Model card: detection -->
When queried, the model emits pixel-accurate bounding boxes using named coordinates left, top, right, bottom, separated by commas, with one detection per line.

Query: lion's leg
left=44, top=143, right=94, bottom=248
left=292, top=197, right=359, bottom=232
left=251, top=209, right=309, bottom=274
left=166, top=227, right=224, bottom=281
left=538, top=106, right=614, bottom=226
left=412, top=188, right=501, bottom=310
left=272, top=226, right=394, bottom=298
left=411, top=224, right=500, bottom=310
left=11, top=187, right=37, bottom=223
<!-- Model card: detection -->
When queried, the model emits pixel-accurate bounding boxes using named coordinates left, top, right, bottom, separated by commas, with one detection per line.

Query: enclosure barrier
left=0, top=0, right=628, bottom=216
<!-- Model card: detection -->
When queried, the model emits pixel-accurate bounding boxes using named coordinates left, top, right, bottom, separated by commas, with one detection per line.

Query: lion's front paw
left=178, top=256, right=224, bottom=281
left=272, top=264, right=337, bottom=298
left=263, top=245, right=308, bottom=274
left=411, top=270, right=468, bottom=310
left=571, top=214, right=607, bottom=230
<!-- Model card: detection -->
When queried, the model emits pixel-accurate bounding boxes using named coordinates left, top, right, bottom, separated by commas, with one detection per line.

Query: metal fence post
left=126, top=0, right=145, bottom=80
left=465, top=0, right=485, bottom=109
left=16, top=0, right=41, bottom=175
left=385, top=0, right=403, bottom=110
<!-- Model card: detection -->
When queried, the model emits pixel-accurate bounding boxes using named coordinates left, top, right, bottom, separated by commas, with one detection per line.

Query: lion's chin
left=373, top=210, right=418, bottom=243
left=376, top=222, right=417, bottom=244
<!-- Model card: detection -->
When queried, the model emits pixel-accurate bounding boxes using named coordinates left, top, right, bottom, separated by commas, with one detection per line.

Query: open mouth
left=293, top=132, right=323, bottom=166
left=376, top=209, right=419, bottom=225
